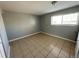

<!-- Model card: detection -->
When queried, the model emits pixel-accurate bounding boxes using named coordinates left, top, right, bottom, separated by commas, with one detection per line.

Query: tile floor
left=10, top=33, right=75, bottom=58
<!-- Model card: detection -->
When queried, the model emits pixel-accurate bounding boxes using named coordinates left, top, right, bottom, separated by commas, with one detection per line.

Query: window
left=51, top=13, right=78, bottom=25
left=51, top=16, right=62, bottom=25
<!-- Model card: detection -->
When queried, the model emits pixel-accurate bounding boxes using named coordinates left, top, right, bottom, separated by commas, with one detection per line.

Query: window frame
left=51, top=13, right=78, bottom=26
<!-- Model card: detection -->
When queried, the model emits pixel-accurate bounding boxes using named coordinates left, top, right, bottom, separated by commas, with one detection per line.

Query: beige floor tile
left=34, top=52, right=45, bottom=58
left=50, top=47, right=61, bottom=57
left=31, top=51, right=39, bottom=56
left=46, top=52, right=57, bottom=58
left=70, top=46, right=75, bottom=58
left=23, top=52, right=33, bottom=58
left=58, top=49, right=70, bottom=58
left=10, top=33, right=75, bottom=58
left=13, top=48, right=24, bottom=58
left=40, top=48, right=49, bottom=57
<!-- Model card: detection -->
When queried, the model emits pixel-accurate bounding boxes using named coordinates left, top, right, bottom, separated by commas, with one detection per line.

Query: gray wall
left=2, top=11, right=40, bottom=40
left=2, top=6, right=79, bottom=41
left=40, top=6, right=79, bottom=41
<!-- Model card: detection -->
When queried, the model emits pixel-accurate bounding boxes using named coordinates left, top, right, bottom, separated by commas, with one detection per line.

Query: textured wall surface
left=40, top=6, right=79, bottom=41
left=2, top=11, right=40, bottom=40
left=2, top=6, right=79, bottom=41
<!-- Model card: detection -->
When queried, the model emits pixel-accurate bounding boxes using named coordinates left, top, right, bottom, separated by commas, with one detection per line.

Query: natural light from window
left=51, top=13, right=78, bottom=25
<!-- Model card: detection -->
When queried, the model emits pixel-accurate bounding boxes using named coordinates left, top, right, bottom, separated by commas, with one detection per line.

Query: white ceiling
left=0, top=1, right=79, bottom=15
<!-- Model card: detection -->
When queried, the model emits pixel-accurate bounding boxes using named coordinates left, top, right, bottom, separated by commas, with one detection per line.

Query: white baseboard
left=9, top=32, right=40, bottom=42
left=9, top=31, right=76, bottom=43
left=41, top=32, right=76, bottom=43
left=7, top=46, right=10, bottom=58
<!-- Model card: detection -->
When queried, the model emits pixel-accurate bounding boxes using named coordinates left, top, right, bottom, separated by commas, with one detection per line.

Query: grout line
left=27, top=49, right=34, bottom=58
left=69, top=46, right=71, bottom=58
left=69, top=43, right=75, bottom=58
left=24, top=40, right=35, bottom=58
left=45, top=40, right=58, bottom=58
left=45, top=48, right=54, bottom=58
left=69, top=43, right=72, bottom=58
left=18, top=40, right=26, bottom=58
left=57, top=40, right=65, bottom=58
left=35, top=44, right=47, bottom=57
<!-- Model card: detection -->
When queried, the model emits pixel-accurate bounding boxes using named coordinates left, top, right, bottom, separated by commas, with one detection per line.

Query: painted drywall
left=0, top=9, right=10, bottom=57
left=40, top=6, right=79, bottom=41
left=2, top=11, right=40, bottom=40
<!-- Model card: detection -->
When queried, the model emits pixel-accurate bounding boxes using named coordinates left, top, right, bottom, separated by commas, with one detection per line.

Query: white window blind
left=51, top=13, right=78, bottom=25
left=51, top=16, right=62, bottom=25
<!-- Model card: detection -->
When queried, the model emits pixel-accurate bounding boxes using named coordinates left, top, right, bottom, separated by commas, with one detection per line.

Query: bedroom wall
left=40, top=6, right=79, bottom=41
left=2, top=11, right=40, bottom=40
